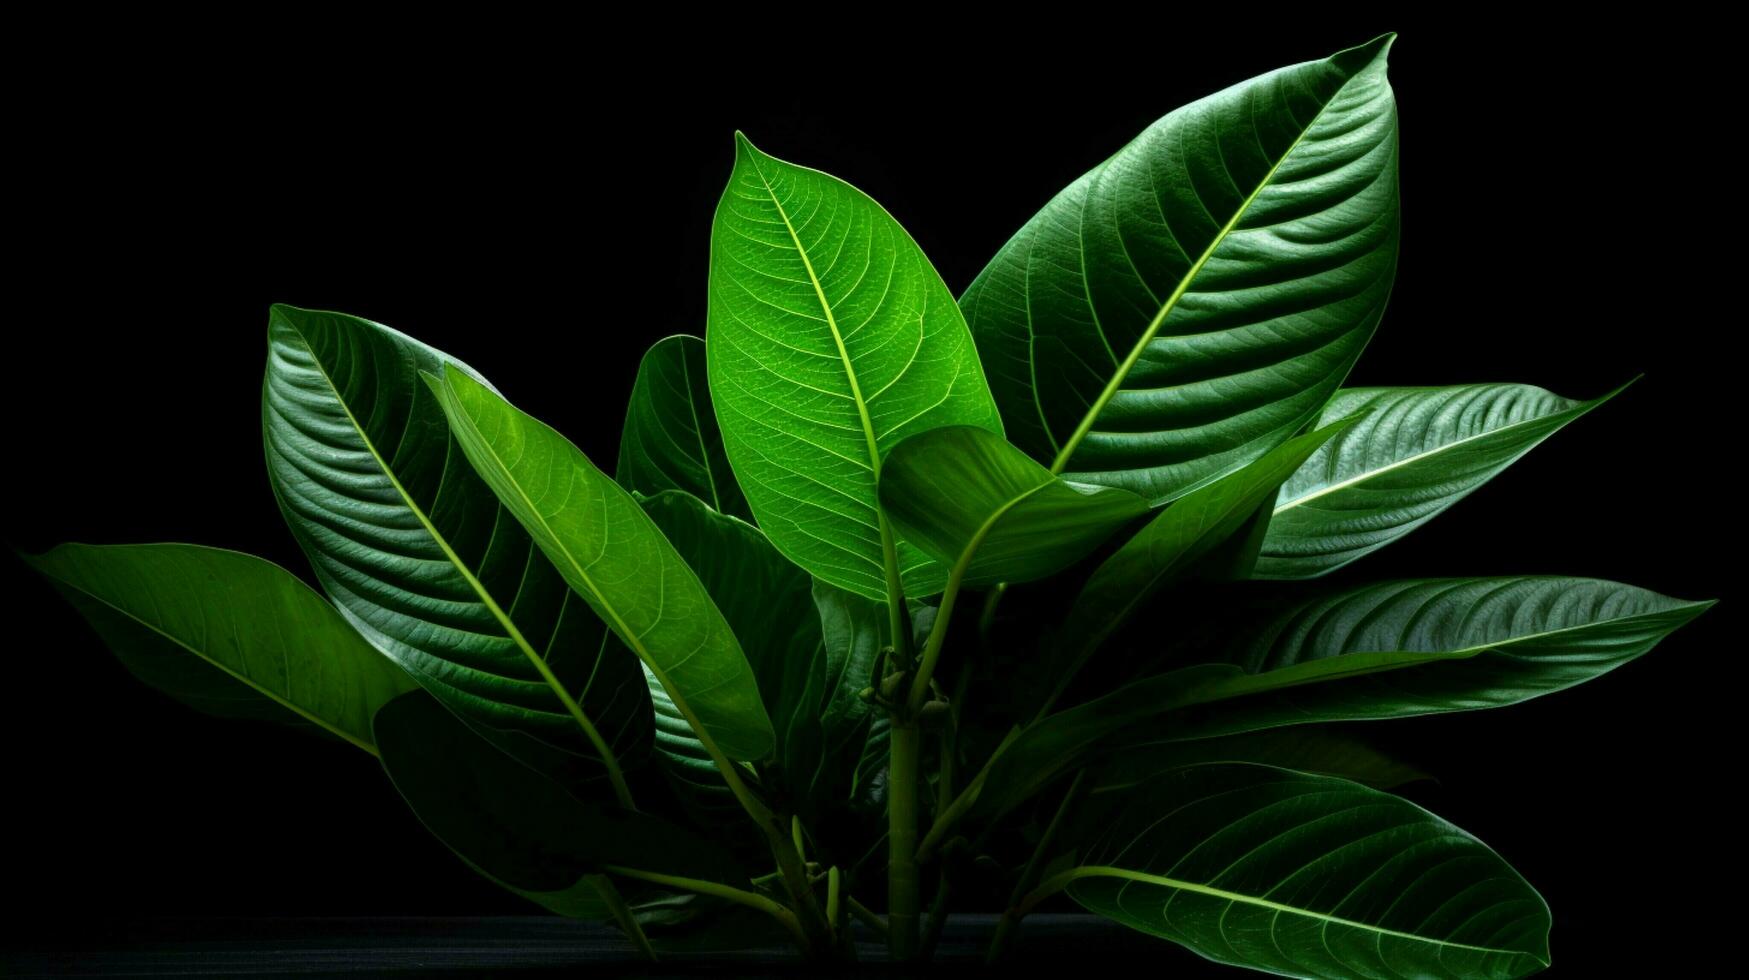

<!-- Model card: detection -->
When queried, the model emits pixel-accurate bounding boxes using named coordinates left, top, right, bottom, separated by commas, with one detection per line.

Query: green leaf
left=617, top=335, right=751, bottom=521
left=1063, top=419, right=1356, bottom=659
left=263, top=304, right=647, bottom=785
left=1089, top=727, right=1428, bottom=794
left=373, top=692, right=742, bottom=919
left=430, top=363, right=774, bottom=762
left=962, top=35, right=1399, bottom=504
left=879, top=426, right=1148, bottom=588
left=28, top=543, right=414, bottom=752
left=1258, top=382, right=1628, bottom=578
left=1140, top=576, right=1716, bottom=740
left=631, top=490, right=818, bottom=822
left=1063, top=764, right=1549, bottom=978
left=706, top=132, right=1003, bottom=601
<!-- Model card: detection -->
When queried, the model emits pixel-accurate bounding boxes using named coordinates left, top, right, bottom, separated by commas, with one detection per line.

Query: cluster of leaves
left=26, top=35, right=1711, bottom=976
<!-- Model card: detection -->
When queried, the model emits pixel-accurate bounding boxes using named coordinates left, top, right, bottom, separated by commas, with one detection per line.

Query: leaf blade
left=707, top=133, right=1002, bottom=600
left=963, top=35, right=1400, bottom=503
left=1065, top=764, right=1550, bottom=978
left=29, top=542, right=415, bottom=751
left=618, top=335, right=750, bottom=521
left=1258, top=381, right=1628, bottom=577
left=432, top=364, right=774, bottom=762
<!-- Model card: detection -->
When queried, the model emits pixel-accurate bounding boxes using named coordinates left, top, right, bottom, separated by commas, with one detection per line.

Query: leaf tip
left=1332, top=32, right=1397, bottom=73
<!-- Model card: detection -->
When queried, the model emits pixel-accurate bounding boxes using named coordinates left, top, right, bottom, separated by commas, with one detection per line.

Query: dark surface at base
left=3, top=915, right=1223, bottom=977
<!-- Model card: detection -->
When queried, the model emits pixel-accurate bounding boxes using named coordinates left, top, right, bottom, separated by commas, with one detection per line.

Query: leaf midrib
left=1066, top=865, right=1544, bottom=961
left=742, top=149, right=884, bottom=477
left=1274, top=399, right=1590, bottom=514
left=285, top=330, right=624, bottom=789
left=439, top=374, right=754, bottom=772
left=1049, top=67, right=1360, bottom=477
left=41, top=571, right=378, bottom=755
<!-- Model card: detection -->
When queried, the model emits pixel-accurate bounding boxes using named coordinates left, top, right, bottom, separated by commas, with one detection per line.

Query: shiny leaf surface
left=707, top=133, right=1002, bottom=600
left=263, top=304, right=646, bottom=783
left=1258, top=382, right=1627, bottom=578
left=1066, top=764, right=1549, bottom=977
left=963, top=36, right=1399, bottom=503
left=431, top=364, right=773, bottom=762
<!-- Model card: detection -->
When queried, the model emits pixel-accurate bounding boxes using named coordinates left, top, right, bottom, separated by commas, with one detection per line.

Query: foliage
left=26, top=34, right=1712, bottom=976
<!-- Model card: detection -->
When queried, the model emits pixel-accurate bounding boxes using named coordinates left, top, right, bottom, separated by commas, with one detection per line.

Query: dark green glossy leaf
left=879, top=426, right=1148, bottom=588
left=1142, top=576, right=1716, bottom=740
left=632, top=491, right=816, bottom=821
left=1065, top=764, right=1549, bottom=978
left=1063, top=419, right=1354, bottom=657
left=982, top=577, right=1707, bottom=820
left=1258, top=382, right=1627, bottom=578
left=962, top=36, right=1399, bottom=504
left=617, top=335, right=751, bottom=521
left=374, top=692, right=742, bottom=919
left=1089, top=727, right=1428, bottom=794
left=28, top=543, right=414, bottom=752
left=263, top=304, right=647, bottom=783
left=706, top=133, right=1002, bottom=601
left=431, top=364, right=773, bottom=762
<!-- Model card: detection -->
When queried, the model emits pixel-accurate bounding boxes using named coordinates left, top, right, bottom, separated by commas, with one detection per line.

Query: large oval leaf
left=263, top=304, right=647, bottom=785
left=962, top=35, right=1399, bottom=503
left=1148, top=576, right=1715, bottom=740
left=706, top=133, right=1003, bottom=601
left=431, top=364, right=773, bottom=762
left=29, top=542, right=414, bottom=752
left=374, top=691, right=743, bottom=920
left=1257, top=382, right=1627, bottom=578
left=617, top=335, right=751, bottom=521
left=879, top=426, right=1148, bottom=588
left=1065, top=764, right=1549, bottom=978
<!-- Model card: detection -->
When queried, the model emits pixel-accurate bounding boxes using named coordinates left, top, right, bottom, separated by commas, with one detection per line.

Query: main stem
left=887, top=719, right=923, bottom=960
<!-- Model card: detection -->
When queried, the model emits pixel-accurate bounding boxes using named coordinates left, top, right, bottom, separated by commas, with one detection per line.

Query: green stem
left=888, top=719, right=923, bottom=961
left=590, top=875, right=657, bottom=962
left=920, top=871, right=952, bottom=958
left=905, top=563, right=968, bottom=712
left=986, top=771, right=1086, bottom=963
left=603, top=865, right=807, bottom=953
left=848, top=895, right=890, bottom=938
left=917, top=725, right=1022, bottom=863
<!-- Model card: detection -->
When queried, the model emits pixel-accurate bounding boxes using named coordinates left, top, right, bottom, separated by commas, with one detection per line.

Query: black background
left=4, top=21, right=1733, bottom=975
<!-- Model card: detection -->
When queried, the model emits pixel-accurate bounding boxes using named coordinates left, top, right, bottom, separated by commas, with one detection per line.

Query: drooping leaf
left=962, top=35, right=1399, bottom=504
left=1062, top=419, right=1355, bottom=659
left=263, top=304, right=647, bottom=784
left=706, top=133, right=1003, bottom=601
left=28, top=542, right=414, bottom=752
left=1065, top=764, right=1550, bottom=978
left=1089, top=727, right=1428, bottom=794
left=879, top=426, right=1148, bottom=588
left=430, top=364, right=773, bottom=762
left=1140, top=576, right=1716, bottom=740
left=1258, top=381, right=1628, bottom=578
left=373, top=692, right=742, bottom=919
left=617, top=335, right=751, bottom=521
